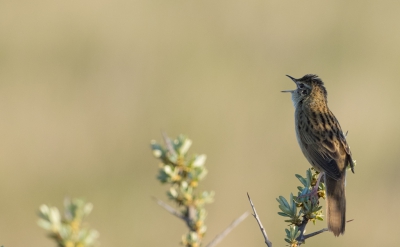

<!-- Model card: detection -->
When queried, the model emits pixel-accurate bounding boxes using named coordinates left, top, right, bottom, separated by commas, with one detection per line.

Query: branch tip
left=247, top=193, right=272, bottom=247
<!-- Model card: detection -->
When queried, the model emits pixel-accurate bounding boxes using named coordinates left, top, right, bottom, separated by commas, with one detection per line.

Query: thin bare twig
left=152, top=197, right=185, bottom=221
left=247, top=193, right=272, bottom=247
left=162, top=131, right=177, bottom=156
left=152, top=197, right=196, bottom=230
left=298, top=219, right=354, bottom=245
left=206, top=211, right=250, bottom=247
left=303, top=228, right=328, bottom=240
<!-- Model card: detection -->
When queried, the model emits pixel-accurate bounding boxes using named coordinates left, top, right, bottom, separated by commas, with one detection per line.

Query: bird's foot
left=298, top=185, right=319, bottom=202
left=298, top=172, right=324, bottom=202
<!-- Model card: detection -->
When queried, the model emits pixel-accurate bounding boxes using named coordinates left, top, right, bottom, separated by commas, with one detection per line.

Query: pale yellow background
left=0, top=1, right=397, bottom=246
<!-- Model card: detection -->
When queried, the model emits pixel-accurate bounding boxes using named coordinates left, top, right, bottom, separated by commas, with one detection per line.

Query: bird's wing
left=337, top=124, right=355, bottom=173
left=298, top=112, right=347, bottom=180
left=332, top=114, right=352, bottom=155
left=304, top=142, right=343, bottom=180
left=332, top=114, right=355, bottom=173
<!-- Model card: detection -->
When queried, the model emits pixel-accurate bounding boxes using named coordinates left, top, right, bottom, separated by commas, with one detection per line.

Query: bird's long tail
left=325, top=175, right=346, bottom=236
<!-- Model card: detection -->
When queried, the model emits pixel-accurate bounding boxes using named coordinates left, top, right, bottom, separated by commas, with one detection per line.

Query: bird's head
left=282, top=74, right=327, bottom=106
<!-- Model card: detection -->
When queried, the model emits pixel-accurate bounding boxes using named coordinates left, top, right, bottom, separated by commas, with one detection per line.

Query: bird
left=282, top=74, right=355, bottom=236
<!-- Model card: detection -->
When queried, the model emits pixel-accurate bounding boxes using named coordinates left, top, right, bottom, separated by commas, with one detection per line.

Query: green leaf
left=289, top=193, right=297, bottom=216
left=196, top=167, right=208, bottom=181
left=37, top=219, right=52, bottom=230
left=278, top=212, right=291, bottom=217
left=179, top=138, right=192, bottom=155
left=279, top=205, right=292, bottom=215
left=306, top=169, right=312, bottom=184
left=278, top=196, right=290, bottom=209
left=295, top=174, right=308, bottom=187
left=303, top=200, right=310, bottom=211
left=150, top=141, right=164, bottom=158
left=193, top=154, right=206, bottom=167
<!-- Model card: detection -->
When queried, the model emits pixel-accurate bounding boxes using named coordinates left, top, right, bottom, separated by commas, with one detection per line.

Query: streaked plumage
left=283, top=74, right=354, bottom=236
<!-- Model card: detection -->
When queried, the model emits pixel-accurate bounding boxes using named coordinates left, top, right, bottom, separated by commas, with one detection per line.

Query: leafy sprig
left=151, top=134, right=214, bottom=247
left=277, top=168, right=325, bottom=246
left=37, top=198, right=99, bottom=247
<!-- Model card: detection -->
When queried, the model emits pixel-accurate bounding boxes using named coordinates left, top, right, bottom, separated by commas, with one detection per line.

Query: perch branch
left=298, top=219, right=354, bottom=245
left=302, top=228, right=328, bottom=240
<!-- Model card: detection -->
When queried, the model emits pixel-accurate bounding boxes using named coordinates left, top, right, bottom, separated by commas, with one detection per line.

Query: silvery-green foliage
left=38, top=198, right=99, bottom=247
left=151, top=134, right=214, bottom=247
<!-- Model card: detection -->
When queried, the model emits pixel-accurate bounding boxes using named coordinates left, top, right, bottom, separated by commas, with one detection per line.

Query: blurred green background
left=0, top=0, right=399, bottom=246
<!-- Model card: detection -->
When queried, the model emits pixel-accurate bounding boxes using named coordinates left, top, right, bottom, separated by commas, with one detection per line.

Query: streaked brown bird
left=282, top=74, right=355, bottom=236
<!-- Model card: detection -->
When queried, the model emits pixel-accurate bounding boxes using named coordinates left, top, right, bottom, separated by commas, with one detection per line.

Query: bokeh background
left=0, top=1, right=399, bottom=246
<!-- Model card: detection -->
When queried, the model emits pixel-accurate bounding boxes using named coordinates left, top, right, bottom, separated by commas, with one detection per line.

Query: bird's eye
left=301, top=89, right=308, bottom=95
left=298, top=83, right=305, bottom=89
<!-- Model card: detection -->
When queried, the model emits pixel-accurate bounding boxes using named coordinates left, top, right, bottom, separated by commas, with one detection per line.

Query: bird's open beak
left=286, top=75, right=297, bottom=83
left=281, top=75, right=297, bottom=93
